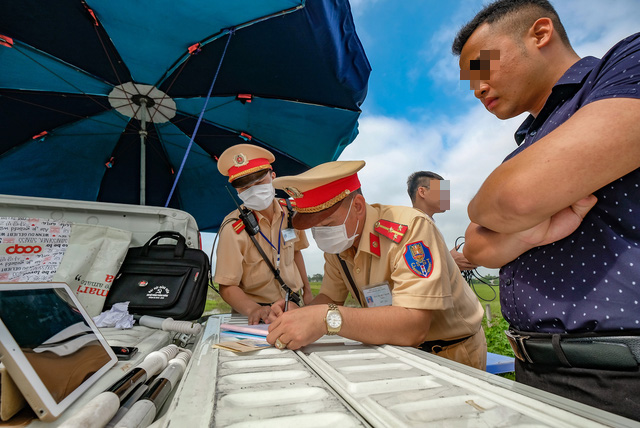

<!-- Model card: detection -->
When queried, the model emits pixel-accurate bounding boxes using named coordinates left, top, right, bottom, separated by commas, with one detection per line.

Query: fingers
left=271, top=300, right=285, bottom=316
left=273, top=334, right=299, bottom=350
left=572, top=194, right=598, bottom=218
left=248, top=306, right=271, bottom=325
left=248, top=311, right=260, bottom=325
left=265, top=301, right=284, bottom=324
left=265, top=311, right=277, bottom=324
left=259, top=307, right=271, bottom=324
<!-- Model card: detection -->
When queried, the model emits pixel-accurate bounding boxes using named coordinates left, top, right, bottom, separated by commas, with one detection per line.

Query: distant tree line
left=308, top=273, right=323, bottom=283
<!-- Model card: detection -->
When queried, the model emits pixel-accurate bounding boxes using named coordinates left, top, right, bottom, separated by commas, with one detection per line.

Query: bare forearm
left=309, top=292, right=337, bottom=305
left=219, top=284, right=262, bottom=316
left=465, top=196, right=598, bottom=268
left=267, top=300, right=431, bottom=349
left=338, top=306, right=431, bottom=347
left=463, top=222, right=533, bottom=268
left=469, top=99, right=640, bottom=233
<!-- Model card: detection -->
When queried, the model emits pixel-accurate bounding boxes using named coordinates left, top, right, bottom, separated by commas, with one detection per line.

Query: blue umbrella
left=0, top=0, right=370, bottom=231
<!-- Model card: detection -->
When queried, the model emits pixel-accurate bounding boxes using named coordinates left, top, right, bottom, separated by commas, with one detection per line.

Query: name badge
left=362, top=282, right=392, bottom=307
left=281, top=228, right=297, bottom=242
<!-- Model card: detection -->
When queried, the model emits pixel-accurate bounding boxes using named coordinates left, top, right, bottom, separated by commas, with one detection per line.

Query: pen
left=284, top=289, right=290, bottom=312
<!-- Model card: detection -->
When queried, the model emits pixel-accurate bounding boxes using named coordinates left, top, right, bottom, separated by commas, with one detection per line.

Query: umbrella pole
left=139, top=100, right=149, bottom=205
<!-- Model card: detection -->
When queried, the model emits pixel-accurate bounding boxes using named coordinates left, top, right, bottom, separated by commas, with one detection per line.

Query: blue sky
left=208, top=0, right=640, bottom=276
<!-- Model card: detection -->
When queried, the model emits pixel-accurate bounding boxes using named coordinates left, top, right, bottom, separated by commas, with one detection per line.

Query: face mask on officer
left=311, top=197, right=360, bottom=254
left=238, top=179, right=275, bottom=211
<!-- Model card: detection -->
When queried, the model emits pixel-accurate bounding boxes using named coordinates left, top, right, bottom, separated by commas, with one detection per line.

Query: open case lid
left=0, top=282, right=117, bottom=421
left=0, top=194, right=201, bottom=249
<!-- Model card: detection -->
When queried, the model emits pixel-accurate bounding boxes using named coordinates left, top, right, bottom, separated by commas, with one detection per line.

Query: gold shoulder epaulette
left=374, top=219, right=408, bottom=243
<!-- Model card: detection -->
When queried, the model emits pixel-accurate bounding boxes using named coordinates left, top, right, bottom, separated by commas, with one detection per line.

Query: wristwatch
left=325, top=303, right=342, bottom=335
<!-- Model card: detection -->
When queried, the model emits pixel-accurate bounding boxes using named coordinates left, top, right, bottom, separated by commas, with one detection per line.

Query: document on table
left=220, top=323, right=269, bottom=337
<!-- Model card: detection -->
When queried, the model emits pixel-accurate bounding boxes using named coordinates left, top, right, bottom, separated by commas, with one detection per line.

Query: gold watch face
left=327, top=311, right=342, bottom=328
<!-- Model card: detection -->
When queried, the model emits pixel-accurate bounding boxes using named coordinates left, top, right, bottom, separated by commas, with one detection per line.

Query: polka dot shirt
left=501, top=33, right=640, bottom=334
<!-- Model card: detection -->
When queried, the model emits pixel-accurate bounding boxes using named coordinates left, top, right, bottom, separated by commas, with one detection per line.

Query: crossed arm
left=464, top=98, right=640, bottom=267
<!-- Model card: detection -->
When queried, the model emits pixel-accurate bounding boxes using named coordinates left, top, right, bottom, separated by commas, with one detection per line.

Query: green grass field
left=206, top=280, right=515, bottom=379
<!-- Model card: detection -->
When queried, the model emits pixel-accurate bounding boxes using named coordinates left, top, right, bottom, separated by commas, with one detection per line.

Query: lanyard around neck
left=258, top=211, right=284, bottom=268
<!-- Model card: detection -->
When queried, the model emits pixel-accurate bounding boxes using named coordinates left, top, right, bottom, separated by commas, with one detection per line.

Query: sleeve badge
left=403, top=241, right=433, bottom=278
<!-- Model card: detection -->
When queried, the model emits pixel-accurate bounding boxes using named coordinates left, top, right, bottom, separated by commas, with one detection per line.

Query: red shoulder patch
left=374, top=219, right=408, bottom=243
left=232, top=219, right=245, bottom=234
left=369, top=233, right=381, bottom=256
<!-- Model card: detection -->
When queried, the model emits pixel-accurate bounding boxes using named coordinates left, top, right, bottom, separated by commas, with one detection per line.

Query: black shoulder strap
left=284, top=198, right=294, bottom=229
left=337, top=254, right=363, bottom=307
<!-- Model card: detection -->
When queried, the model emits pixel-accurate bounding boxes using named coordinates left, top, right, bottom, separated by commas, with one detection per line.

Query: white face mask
left=311, top=199, right=360, bottom=254
left=238, top=183, right=275, bottom=211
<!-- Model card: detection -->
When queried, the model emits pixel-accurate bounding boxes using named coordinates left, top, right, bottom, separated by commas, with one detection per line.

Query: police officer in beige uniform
left=266, top=161, right=486, bottom=369
left=214, top=144, right=312, bottom=324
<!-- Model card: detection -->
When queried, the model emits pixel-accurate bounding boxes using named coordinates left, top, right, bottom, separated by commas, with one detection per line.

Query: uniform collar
left=352, top=203, right=379, bottom=258
left=251, top=198, right=282, bottom=225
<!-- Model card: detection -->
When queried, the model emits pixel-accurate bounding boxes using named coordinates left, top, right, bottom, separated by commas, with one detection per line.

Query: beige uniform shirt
left=214, top=199, right=309, bottom=304
left=321, top=203, right=483, bottom=341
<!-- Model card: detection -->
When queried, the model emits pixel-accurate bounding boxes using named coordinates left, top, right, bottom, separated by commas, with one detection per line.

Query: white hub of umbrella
left=108, top=82, right=176, bottom=123
left=107, top=82, right=177, bottom=206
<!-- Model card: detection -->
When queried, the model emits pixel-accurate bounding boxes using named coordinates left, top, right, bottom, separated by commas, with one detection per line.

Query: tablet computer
left=0, top=282, right=117, bottom=421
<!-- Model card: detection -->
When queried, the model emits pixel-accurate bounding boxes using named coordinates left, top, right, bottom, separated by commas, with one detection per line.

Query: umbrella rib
left=9, top=45, right=127, bottom=124
left=81, top=3, right=142, bottom=126
left=154, top=4, right=303, bottom=89
left=83, top=1, right=126, bottom=87
left=0, top=91, right=128, bottom=136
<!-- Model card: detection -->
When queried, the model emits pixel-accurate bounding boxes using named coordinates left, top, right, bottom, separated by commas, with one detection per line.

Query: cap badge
left=233, top=153, right=248, bottom=167
left=285, top=186, right=304, bottom=198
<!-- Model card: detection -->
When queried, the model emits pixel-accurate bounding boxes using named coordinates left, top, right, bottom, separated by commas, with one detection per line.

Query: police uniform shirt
left=320, top=203, right=483, bottom=341
left=214, top=199, right=309, bottom=304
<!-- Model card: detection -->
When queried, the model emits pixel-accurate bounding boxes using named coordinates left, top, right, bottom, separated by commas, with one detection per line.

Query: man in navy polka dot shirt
left=453, top=0, right=640, bottom=420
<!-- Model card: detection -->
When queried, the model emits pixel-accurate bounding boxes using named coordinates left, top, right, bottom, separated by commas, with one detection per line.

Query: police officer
left=214, top=144, right=311, bottom=324
left=266, top=161, right=486, bottom=369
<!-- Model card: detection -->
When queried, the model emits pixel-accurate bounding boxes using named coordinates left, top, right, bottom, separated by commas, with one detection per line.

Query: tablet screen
left=0, top=283, right=116, bottom=420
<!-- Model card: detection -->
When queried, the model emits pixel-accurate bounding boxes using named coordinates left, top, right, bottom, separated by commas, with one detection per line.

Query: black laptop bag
left=104, top=231, right=210, bottom=320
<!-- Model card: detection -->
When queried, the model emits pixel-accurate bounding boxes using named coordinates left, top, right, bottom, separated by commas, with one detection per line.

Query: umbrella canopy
left=0, top=0, right=370, bottom=232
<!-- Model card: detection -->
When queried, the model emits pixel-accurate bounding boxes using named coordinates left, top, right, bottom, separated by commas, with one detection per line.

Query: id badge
left=281, top=228, right=297, bottom=243
left=362, top=282, right=392, bottom=307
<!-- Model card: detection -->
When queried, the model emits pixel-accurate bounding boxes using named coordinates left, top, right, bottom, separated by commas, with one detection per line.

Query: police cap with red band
left=217, top=143, right=275, bottom=183
left=273, top=160, right=365, bottom=229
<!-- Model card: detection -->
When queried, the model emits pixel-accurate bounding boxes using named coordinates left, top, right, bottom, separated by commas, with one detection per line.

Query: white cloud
left=557, top=0, right=639, bottom=57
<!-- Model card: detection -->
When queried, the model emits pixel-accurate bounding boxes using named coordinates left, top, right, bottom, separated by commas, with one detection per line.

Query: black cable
left=455, top=236, right=498, bottom=302
left=208, top=218, right=237, bottom=294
